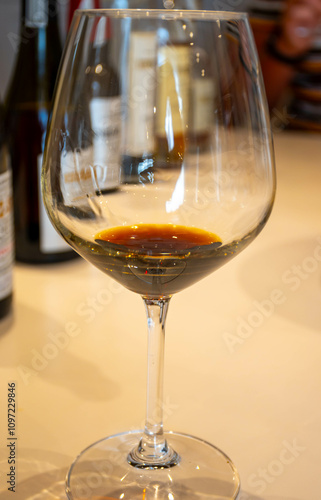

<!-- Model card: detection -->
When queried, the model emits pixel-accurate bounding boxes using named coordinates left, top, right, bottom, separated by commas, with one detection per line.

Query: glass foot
left=66, top=430, right=240, bottom=500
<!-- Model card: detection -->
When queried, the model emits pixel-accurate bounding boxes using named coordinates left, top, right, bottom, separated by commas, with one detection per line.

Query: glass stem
left=128, top=297, right=179, bottom=469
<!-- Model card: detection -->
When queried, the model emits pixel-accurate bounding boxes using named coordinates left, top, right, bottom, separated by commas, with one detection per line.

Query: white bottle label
left=38, top=154, right=70, bottom=254
left=25, top=0, right=49, bottom=28
left=0, top=171, right=13, bottom=300
left=125, top=32, right=157, bottom=157
left=60, top=148, right=93, bottom=208
left=90, top=96, right=122, bottom=190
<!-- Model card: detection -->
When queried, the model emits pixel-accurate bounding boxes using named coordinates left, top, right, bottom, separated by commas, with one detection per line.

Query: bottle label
left=25, top=0, right=49, bottom=28
left=192, top=78, right=215, bottom=133
left=125, top=32, right=157, bottom=157
left=0, top=171, right=13, bottom=301
left=60, top=95, right=122, bottom=208
left=38, top=155, right=71, bottom=254
left=156, top=45, right=190, bottom=138
left=60, top=148, right=93, bottom=208
left=89, top=96, right=122, bottom=190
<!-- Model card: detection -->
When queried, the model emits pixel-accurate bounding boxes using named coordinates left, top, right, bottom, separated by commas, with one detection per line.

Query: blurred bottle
left=67, top=0, right=100, bottom=29
left=122, top=26, right=157, bottom=182
left=189, top=42, right=216, bottom=153
left=5, top=0, right=77, bottom=264
left=0, top=102, right=14, bottom=319
left=88, top=16, right=122, bottom=192
left=155, top=21, right=191, bottom=166
left=67, top=0, right=122, bottom=193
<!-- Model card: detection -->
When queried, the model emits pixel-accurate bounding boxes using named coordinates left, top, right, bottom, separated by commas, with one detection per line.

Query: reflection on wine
left=66, top=223, right=262, bottom=298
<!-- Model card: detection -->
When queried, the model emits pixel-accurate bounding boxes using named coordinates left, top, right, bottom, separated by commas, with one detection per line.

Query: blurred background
left=1, top=0, right=321, bottom=123
left=0, top=0, right=251, bottom=99
left=0, top=0, right=57, bottom=97
left=0, top=0, right=68, bottom=97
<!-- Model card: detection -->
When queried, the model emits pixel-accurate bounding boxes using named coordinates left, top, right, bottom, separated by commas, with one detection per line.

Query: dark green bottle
left=5, top=0, right=77, bottom=264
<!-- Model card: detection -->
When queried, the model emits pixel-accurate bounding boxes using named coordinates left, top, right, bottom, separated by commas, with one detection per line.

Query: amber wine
left=65, top=223, right=258, bottom=298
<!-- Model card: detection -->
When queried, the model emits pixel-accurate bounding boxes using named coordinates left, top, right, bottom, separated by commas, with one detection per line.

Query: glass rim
left=74, top=8, right=249, bottom=21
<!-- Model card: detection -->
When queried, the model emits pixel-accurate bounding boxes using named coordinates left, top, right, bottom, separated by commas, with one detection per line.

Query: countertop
left=0, top=130, right=321, bottom=500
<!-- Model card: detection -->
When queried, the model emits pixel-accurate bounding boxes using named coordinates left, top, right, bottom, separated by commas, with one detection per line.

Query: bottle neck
left=92, top=16, right=112, bottom=65
left=19, top=0, right=61, bottom=60
left=93, top=41, right=111, bottom=66
left=5, top=0, right=61, bottom=106
left=22, top=0, right=59, bottom=30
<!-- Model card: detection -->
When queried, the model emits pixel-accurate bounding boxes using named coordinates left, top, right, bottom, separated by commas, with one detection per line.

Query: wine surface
left=69, top=223, right=251, bottom=298
left=96, top=224, right=221, bottom=252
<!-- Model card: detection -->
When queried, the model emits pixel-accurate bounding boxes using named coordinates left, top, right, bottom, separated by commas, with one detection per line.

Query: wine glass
left=42, top=8, right=276, bottom=500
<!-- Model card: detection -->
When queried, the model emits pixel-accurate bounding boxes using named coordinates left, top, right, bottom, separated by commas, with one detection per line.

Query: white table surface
left=0, top=131, right=321, bottom=500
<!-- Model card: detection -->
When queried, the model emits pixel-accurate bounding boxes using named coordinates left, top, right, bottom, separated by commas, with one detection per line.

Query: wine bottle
left=88, top=16, right=122, bottom=192
left=122, top=29, right=157, bottom=183
left=5, top=0, right=77, bottom=264
left=0, top=103, right=14, bottom=320
left=67, top=0, right=100, bottom=30
left=155, top=31, right=191, bottom=166
left=190, top=45, right=215, bottom=153
left=60, top=10, right=122, bottom=211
